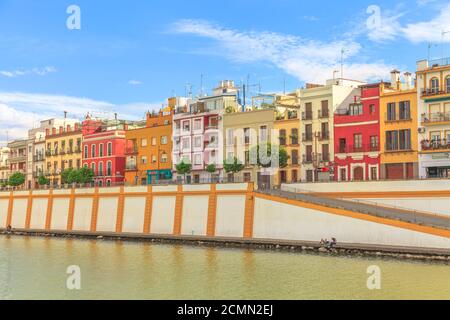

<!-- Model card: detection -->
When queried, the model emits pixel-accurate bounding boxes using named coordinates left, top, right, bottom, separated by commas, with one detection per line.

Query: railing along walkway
left=257, top=189, right=450, bottom=230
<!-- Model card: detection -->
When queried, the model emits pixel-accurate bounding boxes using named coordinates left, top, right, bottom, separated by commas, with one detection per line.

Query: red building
left=333, top=84, right=381, bottom=181
left=82, top=115, right=127, bottom=187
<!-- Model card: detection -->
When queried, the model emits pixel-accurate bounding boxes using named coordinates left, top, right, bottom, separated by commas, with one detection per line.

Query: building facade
left=172, top=81, right=238, bottom=183
left=45, top=124, right=83, bottom=186
left=8, top=139, right=28, bottom=185
left=297, top=79, right=364, bottom=182
left=334, top=84, right=381, bottom=181
left=416, top=58, right=450, bottom=178
left=0, top=147, right=10, bottom=185
left=125, top=108, right=173, bottom=185
left=380, top=71, right=419, bottom=179
left=82, top=116, right=130, bottom=187
left=223, top=108, right=275, bottom=188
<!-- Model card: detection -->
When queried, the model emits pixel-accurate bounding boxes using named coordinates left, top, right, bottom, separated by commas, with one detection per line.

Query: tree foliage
left=8, top=172, right=25, bottom=187
left=37, top=175, right=50, bottom=186
left=249, top=143, right=288, bottom=168
left=223, top=157, right=245, bottom=175
left=176, top=160, right=192, bottom=176
left=206, top=164, right=216, bottom=174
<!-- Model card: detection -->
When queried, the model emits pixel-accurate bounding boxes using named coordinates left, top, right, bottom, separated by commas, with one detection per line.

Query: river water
left=0, top=235, right=449, bottom=300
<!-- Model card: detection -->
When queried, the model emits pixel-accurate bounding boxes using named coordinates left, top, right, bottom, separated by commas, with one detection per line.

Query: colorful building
left=334, top=84, right=381, bottom=181
left=297, top=79, right=364, bottom=182
left=0, top=147, right=10, bottom=185
left=125, top=107, right=173, bottom=185
left=416, top=58, right=450, bottom=178
left=172, top=81, right=239, bottom=183
left=82, top=116, right=131, bottom=187
left=223, top=108, right=274, bottom=188
left=45, top=124, right=83, bottom=186
left=380, top=71, right=418, bottom=179
left=8, top=139, right=28, bottom=184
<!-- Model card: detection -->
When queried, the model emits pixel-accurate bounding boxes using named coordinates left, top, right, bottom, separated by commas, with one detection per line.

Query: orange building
left=124, top=107, right=173, bottom=185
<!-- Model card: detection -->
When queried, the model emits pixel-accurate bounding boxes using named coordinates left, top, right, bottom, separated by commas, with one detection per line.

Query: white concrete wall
left=122, top=197, right=146, bottom=233
left=150, top=196, right=176, bottom=234
left=29, top=199, right=48, bottom=230
left=51, top=198, right=70, bottom=230
left=96, top=198, right=118, bottom=232
left=181, top=195, right=209, bottom=236
left=284, top=179, right=450, bottom=193
left=0, top=199, right=9, bottom=227
left=11, top=199, right=27, bottom=228
left=253, top=198, right=450, bottom=249
left=72, top=198, right=93, bottom=231
left=215, top=195, right=246, bottom=237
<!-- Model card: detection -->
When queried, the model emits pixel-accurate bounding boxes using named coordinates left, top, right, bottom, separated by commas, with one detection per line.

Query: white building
left=0, top=147, right=10, bottom=184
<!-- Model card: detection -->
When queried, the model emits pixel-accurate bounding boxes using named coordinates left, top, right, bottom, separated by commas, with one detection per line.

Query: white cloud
left=0, top=92, right=162, bottom=145
left=0, top=66, right=57, bottom=78
left=128, top=80, right=143, bottom=85
left=171, top=19, right=393, bottom=84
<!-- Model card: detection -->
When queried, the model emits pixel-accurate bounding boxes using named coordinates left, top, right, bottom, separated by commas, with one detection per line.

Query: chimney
left=390, top=70, right=400, bottom=89
left=404, top=72, right=412, bottom=90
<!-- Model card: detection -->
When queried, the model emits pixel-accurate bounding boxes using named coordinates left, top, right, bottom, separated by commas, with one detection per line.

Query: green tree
left=176, top=160, right=192, bottom=181
left=78, top=167, right=94, bottom=184
left=37, top=175, right=50, bottom=186
left=206, top=164, right=217, bottom=182
left=250, top=143, right=288, bottom=168
left=8, top=172, right=25, bottom=187
left=68, top=169, right=82, bottom=184
left=61, top=168, right=74, bottom=184
left=223, top=157, right=244, bottom=181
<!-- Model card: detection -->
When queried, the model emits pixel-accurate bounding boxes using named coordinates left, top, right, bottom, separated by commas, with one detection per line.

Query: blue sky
left=0, top=0, right=450, bottom=143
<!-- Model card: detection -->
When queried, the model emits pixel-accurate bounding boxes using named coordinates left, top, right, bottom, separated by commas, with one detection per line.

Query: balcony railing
left=421, top=139, right=450, bottom=151
left=318, top=131, right=330, bottom=141
left=33, top=155, right=45, bottom=162
left=318, top=110, right=329, bottom=118
left=302, top=133, right=313, bottom=142
left=385, top=112, right=412, bottom=122
left=302, top=112, right=313, bottom=121
left=338, top=144, right=380, bottom=153
left=205, top=125, right=219, bottom=131
left=421, top=88, right=450, bottom=97
left=302, top=155, right=313, bottom=164
left=421, top=112, right=450, bottom=124
left=125, top=146, right=138, bottom=155
left=125, top=164, right=137, bottom=171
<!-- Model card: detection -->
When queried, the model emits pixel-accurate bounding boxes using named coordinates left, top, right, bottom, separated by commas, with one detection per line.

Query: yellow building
left=379, top=71, right=418, bottom=179
left=223, top=108, right=274, bottom=188
left=45, top=124, right=83, bottom=186
left=124, top=108, right=173, bottom=185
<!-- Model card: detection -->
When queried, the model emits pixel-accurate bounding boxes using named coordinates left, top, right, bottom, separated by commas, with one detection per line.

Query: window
left=353, top=134, right=362, bottom=150
left=305, top=103, right=312, bottom=120
left=244, top=128, right=250, bottom=144
left=322, top=144, right=329, bottom=161
left=182, top=137, right=190, bottom=149
left=141, top=156, right=147, bottom=164
left=244, top=172, right=251, bottom=182
left=227, top=129, right=234, bottom=146
left=84, top=145, right=88, bottom=158
left=386, top=131, right=399, bottom=151
left=107, top=161, right=112, bottom=176
left=98, top=180, right=103, bottom=187
left=194, top=118, right=202, bottom=131
left=279, top=129, right=286, bottom=146
left=194, top=154, right=202, bottom=165
left=447, top=77, right=450, bottom=93
left=91, top=162, right=96, bottom=174
left=107, top=143, right=112, bottom=156
left=291, top=129, right=298, bottom=145
left=151, top=155, right=157, bottom=163
left=91, top=144, right=96, bottom=158
left=399, top=101, right=410, bottom=120
left=387, top=103, right=396, bottom=121
left=304, top=124, right=313, bottom=141
left=291, top=150, right=299, bottom=165
left=370, top=136, right=379, bottom=150
left=430, top=77, right=439, bottom=93
left=399, top=129, right=411, bottom=150
left=182, top=120, right=190, bottom=132
left=99, top=144, right=104, bottom=157
left=76, top=159, right=81, bottom=169
left=98, top=162, right=103, bottom=176
left=161, top=153, right=168, bottom=163
left=151, top=137, right=157, bottom=146
left=350, top=103, right=363, bottom=116
left=106, top=180, right=111, bottom=187
left=369, top=104, right=375, bottom=115
left=141, top=139, right=147, bottom=147
left=194, top=136, right=202, bottom=148
left=161, top=136, right=168, bottom=145
left=321, top=100, right=329, bottom=117
left=339, top=138, right=347, bottom=153
left=260, top=126, right=268, bottom=142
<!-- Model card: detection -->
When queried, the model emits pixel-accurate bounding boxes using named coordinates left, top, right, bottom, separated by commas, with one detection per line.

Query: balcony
left=125, top=164, right=137, bottom=171
left=205, top=124, right=219, bottom=132
left=318, top=131, right=330, bottom=141
left=9, top=154, right=27, bottom=163
left=385, top=112, right=412, bottom=122
left=66, top=148, right=74, bottom=155
left=302, top=155, right=313, bottom=164
left=302, top=112, right=313, bottom=121
left=74, top=147, right=82, bottom=154
left=318, top=110, right=329, bottom=119
left=302, top=133, right=313, bottom=142
left=125, top=146, right=138, bottom=155
left=421, top=88, right=450, bottom=98
left=421, top=112, right=450, bottom=125
left=421, top=139, right=450, bottom=152
left=33, top=155, right=45, bottom=162
left=338, top=144, right=380, bottom=154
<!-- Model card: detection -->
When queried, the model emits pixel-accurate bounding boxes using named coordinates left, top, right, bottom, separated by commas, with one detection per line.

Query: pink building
left=333, top=84, right=381, bottom=181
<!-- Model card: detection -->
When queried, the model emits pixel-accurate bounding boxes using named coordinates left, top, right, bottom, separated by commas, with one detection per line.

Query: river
left=0, top=235, right=449, bottom=300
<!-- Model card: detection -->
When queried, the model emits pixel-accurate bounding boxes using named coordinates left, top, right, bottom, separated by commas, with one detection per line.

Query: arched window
left=107, top=142, right=113, bottom=156
left=84, top=145, right=88, bottom=158
left=91, top=162, right=96, bottom=175
left=430, top=77, right=439, bottom=93
left=107, top=161, right=112, bottom=176
left=91, top=144, right=96, bottom=158
left=446, top=76, right=450, bottom=93
left=98, top=162, right=103, bottom=176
